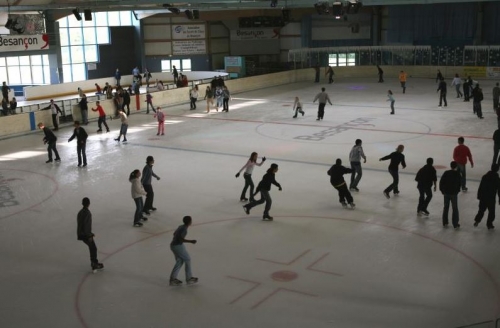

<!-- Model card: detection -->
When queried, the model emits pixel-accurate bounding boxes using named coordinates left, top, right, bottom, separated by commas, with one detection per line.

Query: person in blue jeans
left=439, top=161, right=462, bottom=229
left=170, top=216, right=198, bottom=286
left=349, top=139, right=367, bottom=192
left=380, top=145, right=406, bottom=199
left=243, top=163, right=282, bottom=221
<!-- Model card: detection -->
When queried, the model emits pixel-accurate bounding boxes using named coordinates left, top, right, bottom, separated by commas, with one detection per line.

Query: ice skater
left=380, top=144, right=406, bottom=198
left=114, top=110, right=128, bottom=142
left=154, top=107, right=165, bottom=136
left=474, top=164, right=500, bottom=230
left=169, top=216, right=198, bottom=286
left=399, top=71, right=407, bottom=94
left=325, top=66, right=334, bottom=84
left=68, top=121, right=88, bottom=167
left=387, top=90, right=395, bottom=114
left=145, top=92, right=156, bottom=114
left=77, top=197, right=104, bottom=272
left=415, top=158, right=437, bottom=216
left=142, top=156, right=160, bottom=215
left=41, top=99, right=63, bottom=131
left=292, top=96, right=305, bottom=118
left=451, top=74, right=463, bottom=98
left=91, top=101, right=109, bottom=133
left=437, top=77, right=447, bottom=107
left=189, top=85, right=198, bottom=110
left=493, top=128, right=500, bottom=165
left=222, top=86, right=231, bottom=112
left=243, top=163, right=282, bottom=221
left=328, top=158, right=355, bottom=209
left=453, top=137, right=474, bottom=192
left=129, top=169, right=147, bottom=227
left=377, top=65, right=384, bottom=83
left=439, top=161, right=461, bottom=229
left=472, top=84, right=484, bottom=119
left=235, top=152, right=266, bottom=202
left=349, top=139, right=366, bottom=192
left=493, top=83, right=500, bottom=111
left=313, top=87, right=332, bottom=121
left=38, top=122, right=61, bottom=163
left=204, top=86, right=215, bottom=113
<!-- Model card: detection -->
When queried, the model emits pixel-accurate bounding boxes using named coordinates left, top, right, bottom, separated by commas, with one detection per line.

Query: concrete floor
left=1, top=77, right=499, bottom=328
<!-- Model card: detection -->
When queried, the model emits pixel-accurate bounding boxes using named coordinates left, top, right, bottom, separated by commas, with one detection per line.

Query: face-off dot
left=271, top=270, right=298, bottom=282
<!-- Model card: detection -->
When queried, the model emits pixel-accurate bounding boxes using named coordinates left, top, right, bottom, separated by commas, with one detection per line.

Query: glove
left=279, top=187, right=282, bottom=191
left=157, top=177, right=160, bottom=181
left=235, top=173, right=240, bottom=178
left=262, top=157, right=266, bottom=161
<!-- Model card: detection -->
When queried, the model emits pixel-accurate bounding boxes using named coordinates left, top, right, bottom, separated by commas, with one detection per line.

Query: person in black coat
left=437, top=78, right=447, bottom=107
left=463, top=76, right=473, bottom=102
left=493, top=129, right=500, bottom=166
left=38, top=122, right=61, bottom=163
left=415, top=158, right=437, bottom=216
left=472, top=84, right=484, bottom=119
left=243, top=163, right=282, bottom=221
left=79, top=94, right=88, bottom=125
left=380, top=144, right=406, bottom=198
left=122, top=89, right=131, bottom=116
left=439, top=161, right=462, bottom=228
left=327, top=158, right=355, bottom=208
left=68, top=121, right=88, bottom=167
left=77, top=197, right=104, bottom=272
left=377, top=65, right=384, bottom=83
left=474, top=164, right=500, bottom=229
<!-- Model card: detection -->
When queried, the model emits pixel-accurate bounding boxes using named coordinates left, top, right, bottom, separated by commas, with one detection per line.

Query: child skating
left=170, top=216, right=198, bottom=286
left=292, top=96, right=305, bottom=118
left=154, top=107, right=165, bottom=136
left=387, top=90, right=395, bottom=114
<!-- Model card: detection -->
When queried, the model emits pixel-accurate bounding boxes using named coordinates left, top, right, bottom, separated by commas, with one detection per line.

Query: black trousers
left=384, top=170, right=399, bottom=194
left=474, top=200, right=496, bottom=227
left=52, top=113, right=59, bottom=129
left=77, top=143, right=87, bottom=165
left=334, top=183, right=353, bottom=204
left=190, top=97, right=197, bottom=109
left=401, top=82, right=406, bottom=93
left=494, top=98, right=499, bottom=110
left=464, top=87, right=470, bottom=101
left=47, top=141, right=60, bottom=161
left=143, top=184, right=154, bottom=211
left=122, top=103, right=130, bottom=116
left=474, top=102, right=483, bottom=118
left=328, top=74, right=334, bottom=84
left=82, top=238, right=98, bottom=265
left=378, top=73, right=384, bottom=82
left=223, top=98, right=229, bottom=111
left=318, top=103, right=326, bottom=119
left=439, top=92, right=447, bottom=106
left=417, top=186, right=432, bottom=212
left=98, top=116, right=109, bottom=131
left=240, top=174, right=255, bottom=201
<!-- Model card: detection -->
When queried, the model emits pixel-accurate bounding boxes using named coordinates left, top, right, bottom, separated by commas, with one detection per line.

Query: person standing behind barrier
left=172, top=66, right=179, bottom=85
left=79, top=94, right=88, bottom=125
left=154, top=107, right=165, bottom=136
left=325, top=66, right=334, bottom=84
left=328, top=158, right=355, bottom=209
left=380, top=145, right=406, bottom=199
left=41, top=99, right=63, bottom=131
left=451, top=74, right=463, bottom=98
left=472, top=85, right=484, bottom=119
left=77, top=197, right=104, bottom=272
left=114, top=111, right=128, bottom=142
left=243, top=163, right=282, bottom=221
left=292, top=96, right=305, bottom=118
left=439, top=161, right=461, bottom=229
left=129, top=169, right=147, bottom=227
left=349, top=139, right=366, bottom=192
left=169, top=216, right=198, bottom=286
left=493, top=83, right=500, bottom=111
left=387, top=90, right=395, bottom=114
left=415, top=157, right=437, bottom=216
left=399, top=71, right=407, bottom=94
left=9, top=97, right=16, bottom=115
left=474, top=164, right=500, bottom=230
left=189, top=85, right=199, bottom=110
left=2, top=81, right=10, bottom=100
left=377, top=65, right=384, bottom=83
left=38, top=122, right=61, bottom=163
left=222, top=86, right=231, bottom=112
left=115, top=68, right=121, bottom=86
left=204, top=86, right=215, bottom=113
left=437, top=78, right=447, bottom=107
left=313, top=87, right=332, bottom=121
left=453, top=136, right=474, bottom=192
left=91, top=101, right=110, bottom=133
left=494, top=129, right=500, bottom=165
left=68, top=121, right=88, bottom=167
left=236, top=152, right=266, bottom=202
left=142, top=156, right=160, bottom=215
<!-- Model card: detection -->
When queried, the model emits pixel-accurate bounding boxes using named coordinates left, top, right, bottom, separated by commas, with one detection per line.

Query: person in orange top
left=453, top=136, right=474, bottom=192
left=399, top=70, right=407, bottom=94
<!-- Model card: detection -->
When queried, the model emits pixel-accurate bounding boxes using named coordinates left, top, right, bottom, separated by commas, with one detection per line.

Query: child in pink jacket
left=154, top=107, right=165, bottom=136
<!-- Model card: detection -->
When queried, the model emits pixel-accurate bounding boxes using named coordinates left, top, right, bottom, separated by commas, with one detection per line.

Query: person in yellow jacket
left=399, top=70, right=407, bottom=94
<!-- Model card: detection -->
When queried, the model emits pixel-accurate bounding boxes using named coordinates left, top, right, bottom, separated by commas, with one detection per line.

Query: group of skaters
left=189, top=83, right=232, bottom=113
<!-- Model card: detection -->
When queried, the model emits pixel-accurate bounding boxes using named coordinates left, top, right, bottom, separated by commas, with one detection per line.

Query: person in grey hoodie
left=349, top=139, right=367, bottom=192
left=313, top=87, right=332, bottom=121
left=142, top=156, right=160, bottom=215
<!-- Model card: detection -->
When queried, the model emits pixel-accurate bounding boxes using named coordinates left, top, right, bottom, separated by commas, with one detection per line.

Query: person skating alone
left=77, top=197, right=104, bottom=272
left=243, top=163, right=282, bottom=221
left=387, top=90, right=395, bottom=114
left=493, top=128, right=500, bottom=165
left=325, top=66, right=334, bottom=84
left=38, top=122, right=61, bottom=163
left=142, top=156, right=160, bottom=215
left=129, top=169, right=147, bottom=227
left=377, top=65, right=384, bottom=83
left=145, top=92, right=156, bottom=114
left=451, top=74, right=463, bottom=98
left=436, top=69, right=443, bottom=83
left=474, top=164, right=500, bottom=230
left=439, top=161, right=461, bottom=229
left=169, top=216, right=198, bottom=286
left=292, top=96, right=305, bottom=118
left=328, top=158, right=355, bottom=209
left=154, top=107, right=165, bottom=136
left=399, top=71, right=407, bottom=94
left=41, top=99, right=63, bottom=131
left=91, top=101, right=110, bottom=133
left=380, top=145, right=406, bottom=198
left=453, top=137, right=474, bottom=192
left=415, top=158, right=437, bottom=216
left=313, top=87, right=332, bottom=121
left=236, top=152, right=266, bottom=202
left=114, top=111, right=128, bottom=142
left=349, top=139, right=367, bottom=192
left=189, top=85, right=199, bottom=110
left=68, top=121, right=88, bottom=167
left=437, top=78, right=447, bottom=107
left=493, top=82, right=500, bottom=111
left=472, top=84, right=484, bottom=119
left=222, top=86, right=231, bottom=112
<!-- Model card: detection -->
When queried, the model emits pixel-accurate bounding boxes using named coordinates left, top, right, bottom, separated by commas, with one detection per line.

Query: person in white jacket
left=129, top=169, right=148, bottom=227
left=451, top=74, right=463, bottom=98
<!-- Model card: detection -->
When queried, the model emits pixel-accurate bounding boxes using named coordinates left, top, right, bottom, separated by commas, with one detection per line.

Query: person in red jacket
left=91, top=101, right=109, bottom=133
left=453, top=136, right=474, bottom=192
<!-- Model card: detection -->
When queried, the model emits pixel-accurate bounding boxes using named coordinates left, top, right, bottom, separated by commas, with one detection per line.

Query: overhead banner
left=463, top=66, right=486, bottom=78
left=0, top=34, right=49, bottom=52
left=172, top=40, right=206, bottom=55
left=231, top=28, right=281, bottom=40
left=172, top=24, right=206, bottom=40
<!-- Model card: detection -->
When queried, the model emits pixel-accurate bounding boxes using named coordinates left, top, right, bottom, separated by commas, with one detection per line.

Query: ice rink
left=1, top=76, right=500, bottom=328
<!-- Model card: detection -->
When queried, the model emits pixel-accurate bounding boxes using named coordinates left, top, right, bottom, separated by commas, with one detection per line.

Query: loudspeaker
left=185, top=10, right=193, bottom=19
left=72, top=9, right=82, bottom=21
left=193, top=10, right=200, bottom=19
left=84, top=9, right=92, bottom=21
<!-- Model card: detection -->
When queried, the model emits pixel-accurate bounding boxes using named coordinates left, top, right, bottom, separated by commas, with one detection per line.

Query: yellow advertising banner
left=463, top=66, right=486, bottom=78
